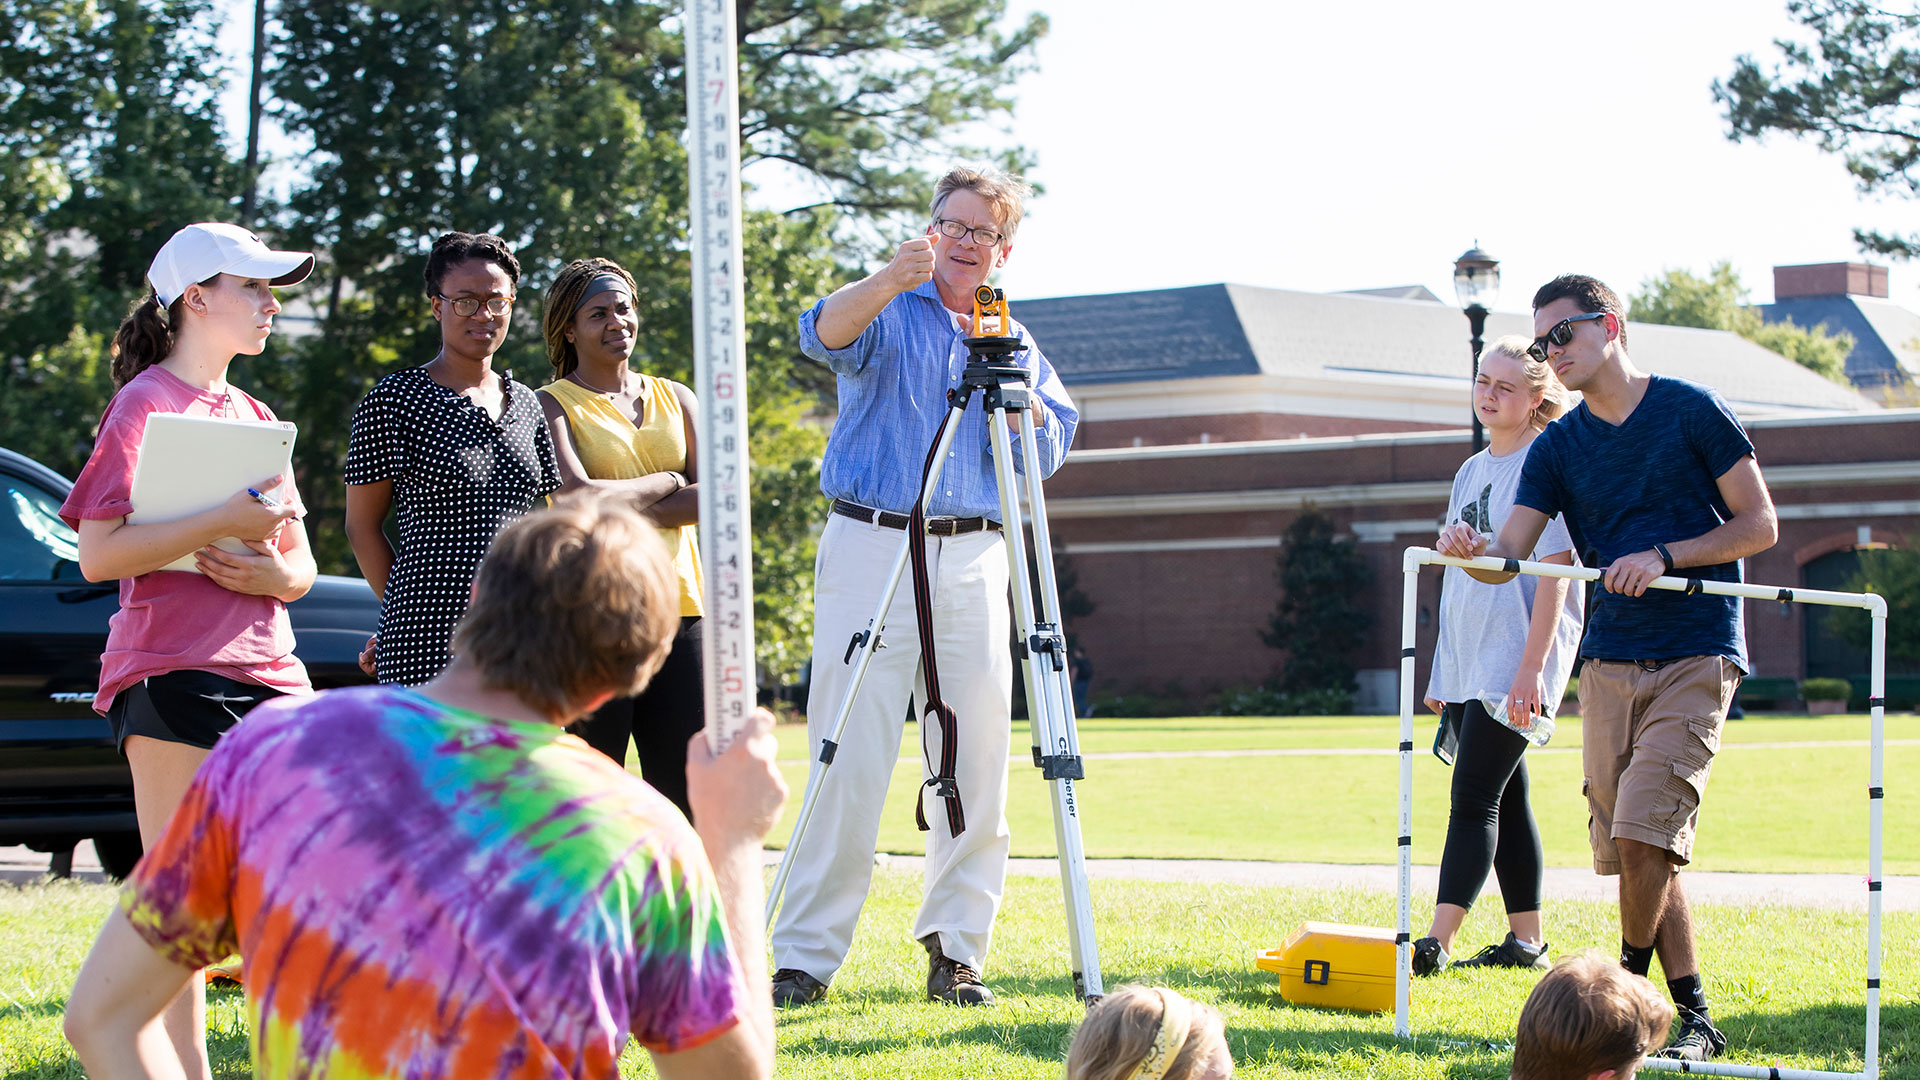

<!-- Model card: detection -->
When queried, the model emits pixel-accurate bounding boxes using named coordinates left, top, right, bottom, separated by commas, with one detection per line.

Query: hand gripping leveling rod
left=765, top=285, right=1105, bottom=1001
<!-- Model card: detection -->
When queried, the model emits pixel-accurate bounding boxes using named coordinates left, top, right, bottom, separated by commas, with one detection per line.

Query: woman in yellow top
left=538, top=257, right=704, bottom=816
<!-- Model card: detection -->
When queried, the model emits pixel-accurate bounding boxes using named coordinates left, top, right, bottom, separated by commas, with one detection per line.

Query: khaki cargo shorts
left=1578, top=655, right=1741, bottom=874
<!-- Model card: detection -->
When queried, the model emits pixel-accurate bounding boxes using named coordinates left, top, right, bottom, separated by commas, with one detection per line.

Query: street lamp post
left=1453, top=245, right=1501, bottom=454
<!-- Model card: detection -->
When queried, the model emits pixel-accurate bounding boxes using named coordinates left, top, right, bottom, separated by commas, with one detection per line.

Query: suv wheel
left=93, top=832, right=144, bottom=879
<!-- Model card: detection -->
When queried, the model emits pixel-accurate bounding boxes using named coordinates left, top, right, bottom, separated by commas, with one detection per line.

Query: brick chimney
left=1773, top=262, right=1888, bottom=299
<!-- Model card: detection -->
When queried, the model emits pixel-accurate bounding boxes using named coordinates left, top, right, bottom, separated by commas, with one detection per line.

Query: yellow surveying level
left=971, top=285, right=1009, bottom=338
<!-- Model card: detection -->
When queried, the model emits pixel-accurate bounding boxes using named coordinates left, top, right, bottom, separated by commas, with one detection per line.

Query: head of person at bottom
left=1511, top=953, right=1674, bottom=1080
left=1066, top=985, right=1233, bottom=1080
left=452, top=489, right=678, bottom=721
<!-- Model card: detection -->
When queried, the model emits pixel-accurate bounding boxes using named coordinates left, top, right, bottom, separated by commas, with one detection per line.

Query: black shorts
left=106, top=671, right=288, bottom=754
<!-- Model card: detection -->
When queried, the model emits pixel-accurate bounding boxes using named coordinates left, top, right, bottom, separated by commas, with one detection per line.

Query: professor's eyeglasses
left=933, top=218, right=1005, bottom=247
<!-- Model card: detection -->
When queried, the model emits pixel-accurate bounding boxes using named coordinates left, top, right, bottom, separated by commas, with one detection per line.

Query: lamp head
left=1453, top=244, right=1501, bottom=311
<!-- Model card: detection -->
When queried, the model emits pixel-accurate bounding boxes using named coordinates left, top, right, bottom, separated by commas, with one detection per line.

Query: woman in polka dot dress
left=343, top=232, right=560, bottom=686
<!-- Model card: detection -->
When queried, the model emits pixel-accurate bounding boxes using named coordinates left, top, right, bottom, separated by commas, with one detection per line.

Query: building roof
left=1758, top=295, right=1920, bottom=389
left=1337, top=284, right=1443, bottom=303
left=1015, top=282, right=1878, bottom=417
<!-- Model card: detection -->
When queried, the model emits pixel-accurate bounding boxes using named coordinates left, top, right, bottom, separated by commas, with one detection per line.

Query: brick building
left=1012, top=284, right=1916, bottom=712
left=1758, top=261, right=1920, bottom=403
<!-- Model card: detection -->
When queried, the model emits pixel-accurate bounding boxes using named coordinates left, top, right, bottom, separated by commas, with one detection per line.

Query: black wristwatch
left=1653, top=542, right=1675, bottom=574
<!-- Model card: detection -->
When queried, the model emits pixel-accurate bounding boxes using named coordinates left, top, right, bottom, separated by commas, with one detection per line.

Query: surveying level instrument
left=766, top=286, right=1105, bottom=1002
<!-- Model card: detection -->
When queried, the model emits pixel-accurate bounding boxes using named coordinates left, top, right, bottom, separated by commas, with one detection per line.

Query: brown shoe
left=921, top=934, right=995, bottom=1006
left=771, top=968, right=828, bottom=1008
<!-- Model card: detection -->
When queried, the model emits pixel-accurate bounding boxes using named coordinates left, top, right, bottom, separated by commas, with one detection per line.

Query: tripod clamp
left=955, top=285, right=1036, bottom=412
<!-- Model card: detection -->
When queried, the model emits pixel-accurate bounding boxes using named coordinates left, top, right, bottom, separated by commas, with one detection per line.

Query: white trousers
left=771, top=512, right=1013, bottom=983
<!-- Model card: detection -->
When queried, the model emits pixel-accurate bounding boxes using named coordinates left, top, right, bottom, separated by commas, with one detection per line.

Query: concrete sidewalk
left=798, top=852, right=1919, bottom=911
left=10, top=843, right=1910, bottom=912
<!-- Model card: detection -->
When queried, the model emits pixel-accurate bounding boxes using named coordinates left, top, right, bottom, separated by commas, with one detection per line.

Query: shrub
left=1801, top=677, right=1852, bottom=702
left=1215, top=684, right=1355, bottom=717
left=1092, top=683, right=1196, bottom=718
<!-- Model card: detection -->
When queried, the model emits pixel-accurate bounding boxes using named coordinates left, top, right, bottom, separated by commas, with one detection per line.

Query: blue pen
left=247, top=487, right=281, bottom=509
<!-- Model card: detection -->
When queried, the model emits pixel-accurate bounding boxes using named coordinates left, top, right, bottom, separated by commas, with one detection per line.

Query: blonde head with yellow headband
left=1065, top=985, right=1233, bottom=1080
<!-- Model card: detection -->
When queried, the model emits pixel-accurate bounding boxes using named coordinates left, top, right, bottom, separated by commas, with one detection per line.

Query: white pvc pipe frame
left=1397, top=548, right=1889, bottom=1080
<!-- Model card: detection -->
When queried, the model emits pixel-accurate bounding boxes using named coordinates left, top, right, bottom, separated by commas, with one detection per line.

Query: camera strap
left=910, top=411, right=966, bottom=838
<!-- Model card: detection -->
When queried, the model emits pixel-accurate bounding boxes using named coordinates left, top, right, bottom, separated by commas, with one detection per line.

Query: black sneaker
left=771, top=968, right=828, bottom=1007
left=1452, top=932, right=1551, bottom=971
left=1411, top=936, right=1449, bottom=976
left=1655, top=1006, right=1728, bottom=1061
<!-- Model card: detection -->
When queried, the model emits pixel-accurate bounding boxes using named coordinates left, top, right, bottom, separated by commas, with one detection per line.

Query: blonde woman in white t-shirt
left=1413, top=335, right=1584, bottom=977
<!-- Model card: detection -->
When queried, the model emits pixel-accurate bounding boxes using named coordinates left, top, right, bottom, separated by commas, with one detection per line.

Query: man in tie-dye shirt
left=65, top=494, right=786, bottom=1080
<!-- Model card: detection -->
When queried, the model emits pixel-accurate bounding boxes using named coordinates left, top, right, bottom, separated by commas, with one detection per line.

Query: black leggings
left=1435, top=699, right=1543, bottom=914
left=570, top=617, right=703, bottom=819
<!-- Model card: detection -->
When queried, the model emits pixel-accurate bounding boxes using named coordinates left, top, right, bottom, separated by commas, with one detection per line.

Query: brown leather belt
left=831, top=499, right=1001, bottom=537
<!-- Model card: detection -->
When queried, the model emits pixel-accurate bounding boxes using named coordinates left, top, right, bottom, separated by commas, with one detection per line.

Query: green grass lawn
left=4, top=712, right=1911, bottom=1078
left=770, top=713, right=1920, bottom=875
left=5, top=874, right=1913, bottom=1079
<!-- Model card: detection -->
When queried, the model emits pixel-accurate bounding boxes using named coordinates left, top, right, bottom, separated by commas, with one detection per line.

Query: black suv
left=0, top=446, right=380, bottom=876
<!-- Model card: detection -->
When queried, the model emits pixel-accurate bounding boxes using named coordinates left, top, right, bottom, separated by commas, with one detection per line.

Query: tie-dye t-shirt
left=120, top=685, right=744, bottom=1079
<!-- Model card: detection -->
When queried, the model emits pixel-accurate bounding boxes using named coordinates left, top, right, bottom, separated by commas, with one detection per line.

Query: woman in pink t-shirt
left=58, top=222, right=318, bottom=1071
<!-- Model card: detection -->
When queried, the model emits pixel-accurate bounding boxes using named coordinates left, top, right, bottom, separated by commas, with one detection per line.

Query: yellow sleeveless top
left=539, top=375, right=703, bottom=617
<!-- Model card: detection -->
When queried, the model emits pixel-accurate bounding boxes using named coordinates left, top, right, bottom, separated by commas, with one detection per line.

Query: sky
left=213, top=0, right=1920, bottom=315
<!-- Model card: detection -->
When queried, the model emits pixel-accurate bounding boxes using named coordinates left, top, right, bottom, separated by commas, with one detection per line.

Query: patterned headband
left=1130, top=989, right=1192, bottom=1080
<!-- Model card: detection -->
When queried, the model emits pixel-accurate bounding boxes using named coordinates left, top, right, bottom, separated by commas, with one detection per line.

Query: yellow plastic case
left=1255, top=921, right=1397, bottom=1013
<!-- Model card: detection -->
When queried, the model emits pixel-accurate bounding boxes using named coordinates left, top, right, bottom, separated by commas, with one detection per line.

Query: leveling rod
left=684, top=0, right=755, bottom=752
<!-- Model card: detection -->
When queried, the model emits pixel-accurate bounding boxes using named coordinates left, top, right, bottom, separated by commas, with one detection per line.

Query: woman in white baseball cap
left=58, top=221, right=316, bottom=1072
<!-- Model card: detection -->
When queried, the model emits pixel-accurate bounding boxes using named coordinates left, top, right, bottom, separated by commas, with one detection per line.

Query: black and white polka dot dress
left=344, top=366, right=560, bottom=686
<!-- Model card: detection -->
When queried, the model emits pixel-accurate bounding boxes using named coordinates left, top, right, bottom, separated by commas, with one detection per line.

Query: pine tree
left=1262, top=506, right=1373, bottom=695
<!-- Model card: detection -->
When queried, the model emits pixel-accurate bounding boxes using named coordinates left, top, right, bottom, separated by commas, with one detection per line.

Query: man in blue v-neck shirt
left=770, top=166, right=1078, bottom=1010
left=1439, top=274, right=1777, bottom=1063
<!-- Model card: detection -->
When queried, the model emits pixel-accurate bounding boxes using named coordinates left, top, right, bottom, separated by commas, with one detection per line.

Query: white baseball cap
left=148, top=222, right=315, bottom=306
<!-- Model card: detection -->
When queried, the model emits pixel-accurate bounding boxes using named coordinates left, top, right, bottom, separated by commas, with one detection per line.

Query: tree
left=260, top=0, right=1045, bottom=682
left=1630, top=262, right=1853, bottom=383
left=0, top=0, right=1045, bottom=685
left=0, top=0, right=242, bottom=478
left=1837, top=547, right=1920, bottom=664
left=1715, top=2, right=1920, bottom=258
left=739, top=0, right=1047, bottom=237
left=1262, top=506, right=1372, bottom=695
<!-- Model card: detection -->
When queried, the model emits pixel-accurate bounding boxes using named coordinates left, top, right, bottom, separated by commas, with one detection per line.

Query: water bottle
left=1486, top=692, right=1545, bottom=736
left=1481, top=693, right=1509, bottom=724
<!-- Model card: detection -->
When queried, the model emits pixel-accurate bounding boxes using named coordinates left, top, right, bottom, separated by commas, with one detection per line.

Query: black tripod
left=765, top=287, right=1104, bottom=1001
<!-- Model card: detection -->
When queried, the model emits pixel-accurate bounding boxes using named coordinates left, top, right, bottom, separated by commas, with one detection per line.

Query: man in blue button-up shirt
left=770, top=166, right=1077, bottom=1009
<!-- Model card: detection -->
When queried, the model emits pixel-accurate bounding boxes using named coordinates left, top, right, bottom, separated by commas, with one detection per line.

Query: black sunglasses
left=1527, top=311, right=1609, bottom=362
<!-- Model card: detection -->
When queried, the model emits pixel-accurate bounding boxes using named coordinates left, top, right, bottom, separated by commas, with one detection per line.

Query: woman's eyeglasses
left=438, top=294, right=515, bottom=318
left=1527, top=311, right=1608, bottom=362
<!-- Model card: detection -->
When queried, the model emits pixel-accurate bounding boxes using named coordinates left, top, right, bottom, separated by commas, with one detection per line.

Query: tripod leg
left=1018, top=422, right=1105, bottom=1002
left=766, top=404, right=971, bottom=933
left=989, top=408, right=1105, bottom=1002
